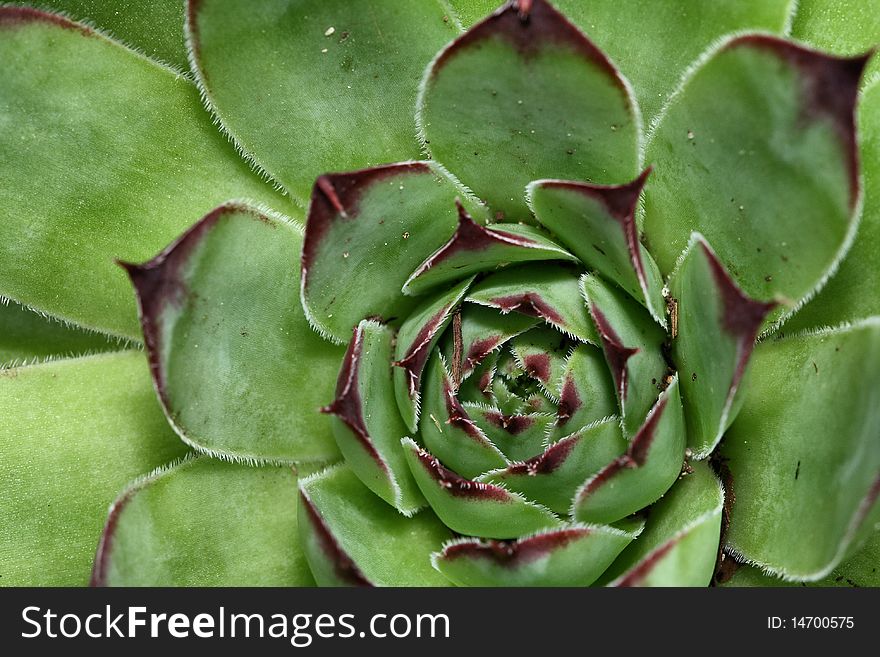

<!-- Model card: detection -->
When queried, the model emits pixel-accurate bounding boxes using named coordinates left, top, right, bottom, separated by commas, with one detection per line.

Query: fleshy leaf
left=479, top=417, right=627, bottom=515
left=528, top=170, right=665, bottom=323
left=0, top=300, right=121, bottom=368
left=92, top=457, right=313, bottom=586
left=434, top=522, right=642, bottom=587
left=581, top=274, right=668, bottom=436
left=465, top=405, right=555, bottom=463
left=547, top=343, right=617, bottom=443
left=0, top=352, right=189, bottom=585
left=301, top=162, right=480, bottom=343
left=574, top=377, right=685, bottom=525
left=393, top=277, right=474, bottom=432
left=669, top=235, right=776, bottom=458
left=299, top=464, right=452, bottom=586
left=403, top=201, right=577, bottom=295
left=124, top=203, right=342, bottom=463
left=40, top=0, right=189, bottom=70
left=418, top=0, right=638, bottom=221
left=643, top=35, right=867, bottom=324
left=419, top=353, right=508, bottom=479
left=781, top=78, right=880, bottom=331
left=0, top=7, right=292, bottom=339
left=508, top=327, right=571, bottom=399
left=323, top=321, right=425, bottom=514
left=402, top=438, right=560, bottom=539
left=187, top=0, right=458, bottom=203
left=468, top=264, right=599, bottom=344
left=722, top=319, right=880, bottom=580
left=602, top=460, right=723, bottom=587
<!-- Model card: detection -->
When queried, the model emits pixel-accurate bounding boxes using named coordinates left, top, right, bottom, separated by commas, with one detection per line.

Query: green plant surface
left=187, top=0, right=460, bottom=205
left=0, top=351, right=189, bottom=585
left=92, top=456, right=314, bottom=586
left=0, top=9, right=293, bottom=340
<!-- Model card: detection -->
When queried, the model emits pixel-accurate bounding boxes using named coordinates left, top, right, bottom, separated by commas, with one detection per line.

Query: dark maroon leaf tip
left=442, top=527, right=590, bottom=567
left=507, top=433, right=579, bottom=476
left=556, top=376, right=582, bottom=427
left=490, top=293, right=564, bottom=326
left=590, top=306, right=639, bottom=401
left=300, top=492, right=372, bottom=587
left=483, top=411, right=535, bottom=435
left=89, top=487, right=138, bottom=587
left=613, top=534, right=683, bottom=587
left=301, top=162, right=432, bottom=279
left=441, top=371, right=491, bottom=442
left=413, top=446, right=511, bottom=501
left=432, top=0, right=626, bottom=95
left=464, top=336, right=504, bottom=374
left=321, top=325, right=388, bottom=472
left=0, top=6, right=92, bottom=35
left=729, top=35, right=870, bottom=205
left=393, top=301, right=459, bottom=401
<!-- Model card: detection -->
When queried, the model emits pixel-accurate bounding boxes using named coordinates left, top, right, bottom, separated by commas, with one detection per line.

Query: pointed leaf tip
left=590, top=306, right=639, bottom=401
left=300, top=490, right=372, bottom=587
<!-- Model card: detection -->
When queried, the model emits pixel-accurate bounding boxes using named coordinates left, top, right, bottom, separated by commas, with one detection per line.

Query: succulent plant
left=1, top=0, right=878, bottom=587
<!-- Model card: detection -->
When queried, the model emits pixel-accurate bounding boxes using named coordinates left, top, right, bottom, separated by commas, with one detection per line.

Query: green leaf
left=789, top=0, right=880, bottom=83
left=419, top=353, right=508, bottom=479
left=403, top=201, right=577, bottom=295
left=38, top=0, right=190, bottom=70
left=93, top=457, right=314, bottom=586
left=464, top=405, right=555, bottom=463
left=124, top=203, right=342, bottom=463
left=643, top=35, right=867, bottom=326
left=299, top=464, right=452, bottom=586
left=780, top=79, right=880, bottom=332
left=0, top=300, right=121, bottom=368
left=301, top=162, right=480, bottom=344
left=573, top=377, right=685, bottom=525
left=0, top=8, right=292, bottom=339
left=669, top=235, right=776, bottom=458
left=601, top=460, right=723, bottom=587
left=393, top=277, right=474, bottom=433
left=546, top=343, right=617, bottom=443
left=444, top=0, right=500, bottom=28
left=580, top=273, right=668, bottom=436
left=508, top=326, right=571, bottom=399
left=468, top=264, right=599, bottom=344
left=0, top=352, right=189, bottom=585
left=722, top=319, right=880, bottom=580
left=324, top=321, right=425, bottom=514
left=418, top=0, right=638, bottom=221
left=402, top=438, right=560, bottom=539
left=528, top=170, right=665, bottom=324
left=550, top=0, right=792, bottom=125
left=434, top=522, right=642, bottom=587
left=187, top=0, right=458, bottom=204
left=479, top=417, right=626, bottom=515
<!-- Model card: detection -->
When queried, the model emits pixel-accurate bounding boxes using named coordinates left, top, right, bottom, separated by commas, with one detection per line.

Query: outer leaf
left=574, top=377, right=685, bottom=525
left=479, top=417, right=627, bottom=515
left=722, top=319, right=880, bottom=580
left=0, top=352, right=189, bottom=585
left=547, top=343, right=617, bottom=443
left=602, top=460, right=723, bottom=587
left=643, top=35, right=867, bottom=323
left=187, top=0, right=458, bottom=203
left=92, top=457, right=314, bottom=586
left=420, top=353, right=508, bottom=479
left=782, top=79, right=880, bottom=331
left=528, top=170, right=665, bottom=324
left=298, top=464, right=452, bottom=586
left=301, top=162, right=479, bottom=343
left=418, top=0, right=638, bottom=221
left=403, top=201, right=577, bottom=295
left=393, top=277, right=474, bottom=433
left=789, top=0, right=880, bottom=82
left=0, top=8, right=291, bottom=339
left=669, top=235, right=776, bottom=457
left=323, top=321, right=425, bottom=514
left=402, top=438, right=560, bottom=539
left=124, top=203, right=342, bottom=463
left=0, top=300, right=120, bottom=367
left=581, top=274, right=668, bottom=436
left=468, top=264, right=599, bottom=344
left=41, top=0, right=189, bottom=70
left=434, top=522, right=642, bottom=587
